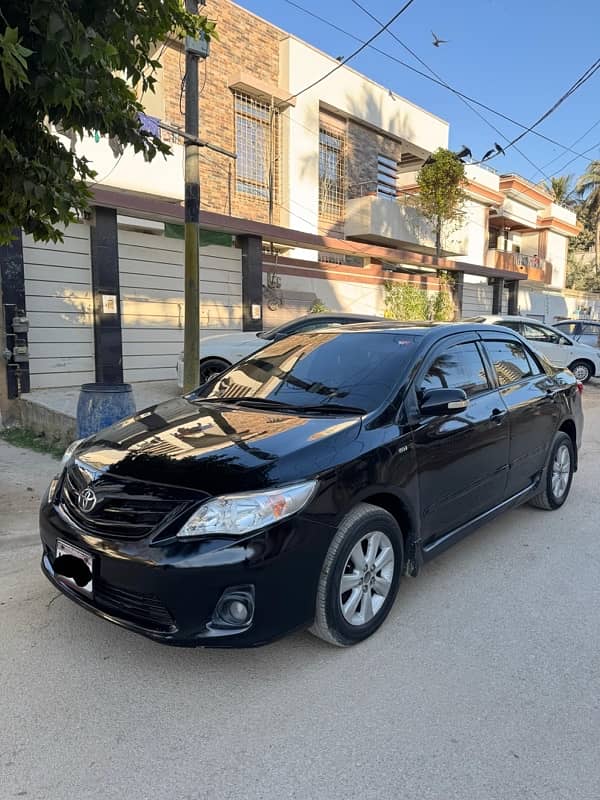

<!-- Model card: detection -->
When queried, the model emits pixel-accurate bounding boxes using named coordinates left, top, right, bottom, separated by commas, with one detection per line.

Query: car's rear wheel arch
left=558, top=418, right=578, bottom=470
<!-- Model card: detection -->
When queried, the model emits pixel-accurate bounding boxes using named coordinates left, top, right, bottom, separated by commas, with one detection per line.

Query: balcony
left=486, top=250, right=551, bottom=283
left=345, top=193, right=468, bottom=257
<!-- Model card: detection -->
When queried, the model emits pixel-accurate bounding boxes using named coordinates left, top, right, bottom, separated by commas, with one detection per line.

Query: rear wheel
left=309, top=503, right=403, bottom=647
left=529, top=431, right=574, bottom=510
left=199, top=357, right=230, bottom=385
left=569, top=360, right=593, bottom=383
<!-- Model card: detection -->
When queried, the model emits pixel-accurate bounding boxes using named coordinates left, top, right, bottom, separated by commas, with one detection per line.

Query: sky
left=239, top=0, right=600, bottom=184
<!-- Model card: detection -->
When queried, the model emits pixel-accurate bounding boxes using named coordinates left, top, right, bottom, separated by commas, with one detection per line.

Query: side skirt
left=420, top=482, right=538, bottom=562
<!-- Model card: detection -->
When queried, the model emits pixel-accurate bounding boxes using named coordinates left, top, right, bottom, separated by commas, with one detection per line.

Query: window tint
left=521, top=322, right=561, bottom=344
left=421, top=343, right=490, bottom=397
left=484, top=340, right=535, bottom=386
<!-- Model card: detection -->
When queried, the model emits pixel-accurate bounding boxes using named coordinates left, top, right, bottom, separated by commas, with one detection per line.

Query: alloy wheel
left=551, top=443, right=571, bottom=500
left=339, top=531, right=395, bottom=626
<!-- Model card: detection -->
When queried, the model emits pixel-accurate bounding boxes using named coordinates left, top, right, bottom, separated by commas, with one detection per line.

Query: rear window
left=484, top=340, right=537, bottom=386
left=200, top=331, right=420, bottom=412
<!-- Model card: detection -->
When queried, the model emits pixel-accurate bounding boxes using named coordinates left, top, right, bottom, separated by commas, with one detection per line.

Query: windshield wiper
left=199, top=397, right=365, bottom=414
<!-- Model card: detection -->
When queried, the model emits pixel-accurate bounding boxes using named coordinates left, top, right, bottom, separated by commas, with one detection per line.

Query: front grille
left=95, top=580, right=175, bottom=632
left=58, top=462, right=199, bottom=540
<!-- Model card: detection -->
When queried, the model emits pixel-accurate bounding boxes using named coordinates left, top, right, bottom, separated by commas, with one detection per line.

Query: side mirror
left=420, top=388, right=468, bottom=416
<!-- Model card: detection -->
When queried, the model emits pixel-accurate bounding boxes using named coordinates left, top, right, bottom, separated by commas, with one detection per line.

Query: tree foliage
left=576, top=160, right=600, bottom=269
left=0, top=1, right=216, bottom=244
left=416, top=148, right=467, bottom=259
left=540, top=174, right=576, bottom=207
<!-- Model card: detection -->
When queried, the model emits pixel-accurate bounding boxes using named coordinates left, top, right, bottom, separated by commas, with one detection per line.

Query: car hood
left=74, top=397, right=362, bottom=494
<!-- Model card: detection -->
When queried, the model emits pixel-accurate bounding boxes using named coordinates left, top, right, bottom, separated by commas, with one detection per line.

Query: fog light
left=228, top=600, right=249, bottom=623
left=212, top=585, right=255, bottom=629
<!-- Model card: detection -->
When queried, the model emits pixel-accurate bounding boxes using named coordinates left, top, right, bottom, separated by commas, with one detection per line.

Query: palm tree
left=540, top=175, right=576, bottom=207
left=576, top=161, right=600, bottom=272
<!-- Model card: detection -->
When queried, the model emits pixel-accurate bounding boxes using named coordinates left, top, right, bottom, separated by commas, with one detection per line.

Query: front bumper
left=39, top=499, right=334, bottom=647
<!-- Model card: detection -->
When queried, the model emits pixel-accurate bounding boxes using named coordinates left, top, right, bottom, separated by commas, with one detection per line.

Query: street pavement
left=1, top=387, right=600, bottom=800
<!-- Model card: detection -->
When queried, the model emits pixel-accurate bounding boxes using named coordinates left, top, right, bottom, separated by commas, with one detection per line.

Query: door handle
left=490, top=408, right=507, bottom=424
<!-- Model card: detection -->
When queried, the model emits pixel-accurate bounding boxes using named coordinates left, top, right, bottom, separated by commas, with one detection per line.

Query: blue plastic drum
left=76, top=383, right=136, bottom=438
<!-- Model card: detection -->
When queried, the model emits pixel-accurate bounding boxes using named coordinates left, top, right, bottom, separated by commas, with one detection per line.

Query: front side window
left=234, top=93, right=278, bottom=200
left=420, top=342, right=490, bottom=397
left=484, top=340, right=537, bottom=386
left=200, top=331, right=419, bottom=413
left=521, top=322, right=561, bottom=344
left=319, top=126, right=345, bottom=218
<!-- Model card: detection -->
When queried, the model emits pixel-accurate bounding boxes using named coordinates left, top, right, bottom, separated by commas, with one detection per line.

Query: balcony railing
left=486, top=250, right=551, bottom=282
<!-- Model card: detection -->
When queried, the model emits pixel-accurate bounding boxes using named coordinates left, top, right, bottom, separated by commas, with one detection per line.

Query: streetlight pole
left=183, top=0, right=200, bottom=393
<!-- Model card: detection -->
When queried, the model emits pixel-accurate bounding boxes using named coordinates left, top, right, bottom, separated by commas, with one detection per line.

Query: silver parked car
left=554, top=320, right=600, bottom=350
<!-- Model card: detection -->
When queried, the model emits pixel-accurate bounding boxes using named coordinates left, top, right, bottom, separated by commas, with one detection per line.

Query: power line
left=531, top=116, right=600, bottom=179
left=549, top=136, right=600, bottom=178
left=282, top=0, right=599, bottom=164
left=286, top=0, right=417, bottom=102
left=497, top=59, right=600, bottom=159
left=348, top=0, right=553, bottom=180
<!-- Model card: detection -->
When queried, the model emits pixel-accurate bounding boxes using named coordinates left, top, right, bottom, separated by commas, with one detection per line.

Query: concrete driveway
left=2, top=388, right=600, bottom=800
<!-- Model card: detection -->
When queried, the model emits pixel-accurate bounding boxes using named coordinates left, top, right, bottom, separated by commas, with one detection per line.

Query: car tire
left=568, top=360, right=593, bottom=383
left=199, top=357, right=230, bottom=385
left=528, top=431, right=575, bottom=510
left=309, top=503, right=403, bottom=647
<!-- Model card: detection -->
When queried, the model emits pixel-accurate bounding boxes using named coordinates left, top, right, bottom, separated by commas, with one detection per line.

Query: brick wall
left=346, top=120, right=403, bottom=199
left=160, top=0, right=285, bottom=224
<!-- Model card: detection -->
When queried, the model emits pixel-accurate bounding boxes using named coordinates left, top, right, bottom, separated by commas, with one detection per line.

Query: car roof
left=466, top=314, right=556, bottom=325
left=304, top=320, right=524, bottom=341
left=555, top=318, right=600, bottom=325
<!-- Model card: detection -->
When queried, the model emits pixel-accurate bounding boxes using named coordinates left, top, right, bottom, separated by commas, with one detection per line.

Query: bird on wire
left=431, top=31, right=448, bottom=47
left=454, top=145, right=472, bottom=161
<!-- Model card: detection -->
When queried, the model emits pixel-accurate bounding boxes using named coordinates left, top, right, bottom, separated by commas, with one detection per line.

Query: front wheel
left=529, top=431, right=575, bottom=510
left=309, top=503, right=403, bottom=647
left=569, top=360, right=593, bottom=383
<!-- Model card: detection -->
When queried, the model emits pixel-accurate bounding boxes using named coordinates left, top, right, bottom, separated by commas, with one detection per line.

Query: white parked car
left=176, top=312, right=382, bottom=387
left=469, top=314, right=600, bottom=383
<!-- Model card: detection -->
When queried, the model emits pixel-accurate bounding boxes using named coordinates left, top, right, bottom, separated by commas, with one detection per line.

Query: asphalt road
left=2, top=388, right=600, bottom=800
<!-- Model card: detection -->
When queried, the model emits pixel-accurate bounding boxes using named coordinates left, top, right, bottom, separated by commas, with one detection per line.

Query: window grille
left=377, top=154, right=398, bottom=199
left=319, top=126, right=345, bottom=219
left=234, top=92, right=279, bottom=201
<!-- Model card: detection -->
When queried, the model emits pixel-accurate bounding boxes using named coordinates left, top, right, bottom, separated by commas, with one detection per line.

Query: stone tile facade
left=160, top=0, right=286, bottom=224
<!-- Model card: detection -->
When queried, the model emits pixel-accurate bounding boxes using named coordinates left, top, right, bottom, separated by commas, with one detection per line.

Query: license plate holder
left=55, top=539, right=94, bottom=597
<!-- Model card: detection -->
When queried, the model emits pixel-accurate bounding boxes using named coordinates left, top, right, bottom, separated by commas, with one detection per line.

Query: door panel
left=412, top=340, right=510, bottom=544
left=482, top=338, right=560, bottom=495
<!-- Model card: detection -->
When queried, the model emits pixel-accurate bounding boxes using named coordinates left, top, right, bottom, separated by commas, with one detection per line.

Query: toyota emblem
left=78, top=487, right=97, bottom=513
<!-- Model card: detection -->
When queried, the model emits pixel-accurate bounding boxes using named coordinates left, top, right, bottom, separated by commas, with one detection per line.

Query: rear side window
left=421, top=342, right=490, bottom=397
left=556, top=322, right=578, bottom=336
left=484, top=340, right=539, bottom=386
left=581, top=323, right=600, bottom=337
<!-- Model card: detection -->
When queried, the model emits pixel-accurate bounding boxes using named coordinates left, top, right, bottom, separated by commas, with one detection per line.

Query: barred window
left=319, top=126, right=345, bottom=218
left=234, top=92, right=278, bottom=200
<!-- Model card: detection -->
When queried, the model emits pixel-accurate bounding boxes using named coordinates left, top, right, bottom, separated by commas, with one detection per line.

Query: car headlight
left=177, top=480, right=318, bottom=539
left=60, top=438, right=84, bottom=470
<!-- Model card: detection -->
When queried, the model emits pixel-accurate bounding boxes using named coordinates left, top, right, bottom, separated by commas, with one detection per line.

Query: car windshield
left=196, top=331, right=420, bottom=413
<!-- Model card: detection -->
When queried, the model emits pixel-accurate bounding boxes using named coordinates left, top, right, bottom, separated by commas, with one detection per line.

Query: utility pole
left=183, top=0, right=201, bottom=393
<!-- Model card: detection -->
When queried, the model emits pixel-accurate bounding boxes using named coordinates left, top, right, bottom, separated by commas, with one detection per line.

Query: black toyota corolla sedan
left=40, top=322, right=583, bottom=648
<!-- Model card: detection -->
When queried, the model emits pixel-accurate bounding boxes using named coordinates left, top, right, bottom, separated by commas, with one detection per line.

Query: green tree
left=416, top=148, right=467, bottom=259
left=576, top=160, right=600, bottom=272
left=0, top=2, right=216, bottom=244
left=540, top=174, right=576, bottom=207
